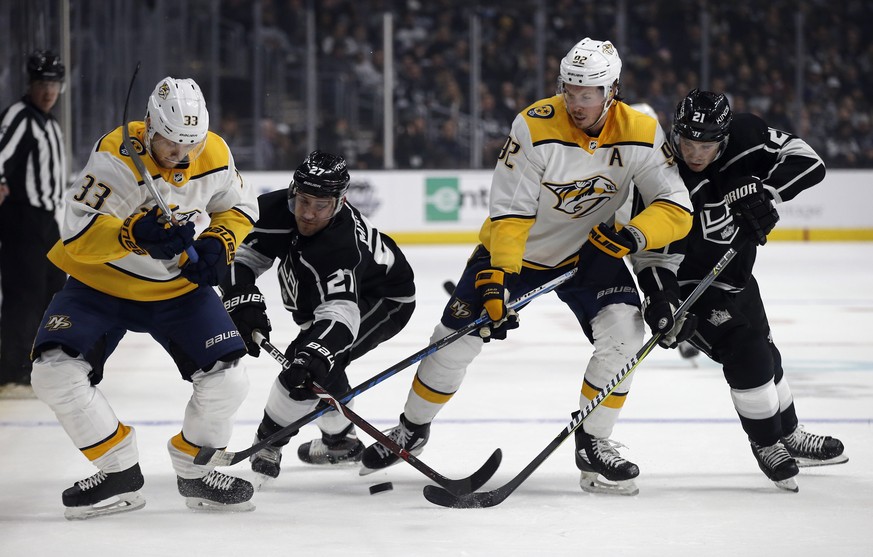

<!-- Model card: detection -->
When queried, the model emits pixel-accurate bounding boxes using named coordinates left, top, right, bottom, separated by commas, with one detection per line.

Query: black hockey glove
left=474, top=268, right=519, bottom=342
left=725, top=176, right=779, bottom=246
left=278, top=342, right=332, bottom=396
left=222, top=283, right=271, bottom=357
left=119, top=205, right=195, bottom=260
left=642, top=290, right=697, bottom=349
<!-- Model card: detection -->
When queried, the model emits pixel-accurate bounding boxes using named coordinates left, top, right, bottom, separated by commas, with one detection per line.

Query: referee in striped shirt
left=0, top=50, right=68, bottom=398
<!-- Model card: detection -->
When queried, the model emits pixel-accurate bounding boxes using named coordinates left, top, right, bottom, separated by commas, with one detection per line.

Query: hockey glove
left=474, top=268, right=519, bottom=342
left=181, top=226, right=237, bottom=285
left=278, top=342, right=332, bottom=396
left=725, top=176, right=779, bottom=246
left=642, top=290, right=697, bottom=349
left=222, top=283, right=271, bottom=357
left=575, top=223, right=640, bottom=284
left=587, top=222, right=639, bottom=258
left=119, top=205, right=195, bottom=260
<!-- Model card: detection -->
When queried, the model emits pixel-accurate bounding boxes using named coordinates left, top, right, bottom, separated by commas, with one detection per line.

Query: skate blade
left=794, top=454, right=849, bottom=468
left=579, top=471, right=639, bottom=496
left=184, top=497, right=255, bottom=513
left=299, top=455, right=363, bottom=467
left=773, top=477, right=799, bottom=492
left=254, top=473, right=276, bottom=491
left=64, top=492, right=146, bottom=520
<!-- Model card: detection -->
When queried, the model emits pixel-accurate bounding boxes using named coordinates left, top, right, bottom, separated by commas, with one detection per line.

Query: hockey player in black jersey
left=635, top=89, right=847, bottom=491
left=220, top=150, right=416, bottom=480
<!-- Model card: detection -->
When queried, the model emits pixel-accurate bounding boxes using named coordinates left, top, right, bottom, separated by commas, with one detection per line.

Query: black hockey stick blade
left=423, top=247, right=741, bottom=508
left=193, top=269, right=576, bottom=467
left=315, top=387, right=502, bottom=496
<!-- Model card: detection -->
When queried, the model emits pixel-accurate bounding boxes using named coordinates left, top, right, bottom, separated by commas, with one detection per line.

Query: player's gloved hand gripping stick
left=121, top=62, right=198, bottom=263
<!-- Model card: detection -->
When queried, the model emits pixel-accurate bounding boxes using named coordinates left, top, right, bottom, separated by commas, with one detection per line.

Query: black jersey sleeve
left=731, top=114, right=826, bottom=204
left=227, top=189, right=295, bottom=283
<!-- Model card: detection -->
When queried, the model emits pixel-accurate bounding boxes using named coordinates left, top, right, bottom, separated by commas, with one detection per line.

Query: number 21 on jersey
left=326, top=269, right=355, bottom=295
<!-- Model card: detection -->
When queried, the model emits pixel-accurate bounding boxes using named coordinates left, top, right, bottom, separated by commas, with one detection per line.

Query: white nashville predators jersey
left=479, top=97, right=692, bottom=273
left=48, top=122, right=258, bottom=301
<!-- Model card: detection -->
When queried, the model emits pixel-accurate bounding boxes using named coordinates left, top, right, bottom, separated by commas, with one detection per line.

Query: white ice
left=1, top=242, right=871, bottom=556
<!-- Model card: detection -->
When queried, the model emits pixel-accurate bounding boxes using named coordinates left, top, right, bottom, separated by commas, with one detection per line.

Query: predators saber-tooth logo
left=44, top=315, right=73, bottom=331
left=544, top=175, right=618, bottom=217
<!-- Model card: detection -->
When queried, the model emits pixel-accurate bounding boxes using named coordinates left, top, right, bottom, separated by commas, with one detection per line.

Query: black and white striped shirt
left=0, top=96, right=66, bottom=212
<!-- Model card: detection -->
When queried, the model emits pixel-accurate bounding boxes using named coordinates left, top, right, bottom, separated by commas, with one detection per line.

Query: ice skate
left=298, top=423, right=364, bottom=465
left=62, top=463, right=146, bottom=520
left=782, top=425, right=848, bottom=467
left=359, top=413, right=430, bottom=475
left=177, top=470, right=255, bottom=512
left=750, top=439, right=799, bottom=492
left=575, top=427, right=640, bottom=496
left=250, top=436, right=283, bottom=481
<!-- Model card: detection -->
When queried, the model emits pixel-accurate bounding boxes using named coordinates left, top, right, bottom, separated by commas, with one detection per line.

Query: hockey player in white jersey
left=360, top=38, right=694, bottom=496
left=30, top=77, right=259, bottom=518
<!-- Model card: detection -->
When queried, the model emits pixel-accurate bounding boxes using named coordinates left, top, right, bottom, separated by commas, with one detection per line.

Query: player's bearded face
left=294, top=192, right=337, bottom=236
left=150, top=133, right=206, bottom=168
left=678, top=137, right=721, bottom=172
left=562, top=84, right=607, bottom=130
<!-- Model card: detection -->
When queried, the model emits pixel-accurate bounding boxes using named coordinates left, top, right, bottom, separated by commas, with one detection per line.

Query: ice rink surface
left=1, top=242, right=871, bottom=556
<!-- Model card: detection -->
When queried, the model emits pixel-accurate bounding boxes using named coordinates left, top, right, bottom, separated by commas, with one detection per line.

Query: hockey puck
left=442, top=281, right=456, bottom=295
left=369, top=482, right=394, bottom=495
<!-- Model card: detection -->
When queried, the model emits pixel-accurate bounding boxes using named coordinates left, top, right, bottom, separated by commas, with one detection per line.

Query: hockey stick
left=194, top=267, right=577, bottom=467
left=121, top=61, right=198, bottom=263
left=424, top=246, right=739, bottom=508
left=254, top=332, right=502, bottom=496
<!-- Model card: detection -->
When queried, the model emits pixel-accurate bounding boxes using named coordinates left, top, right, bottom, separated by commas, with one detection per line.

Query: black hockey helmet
left=27, top=50, right=65, bottom=82
left=671, top=88, right=732, bottom=161
left=288, top=150, right=350, bottom=216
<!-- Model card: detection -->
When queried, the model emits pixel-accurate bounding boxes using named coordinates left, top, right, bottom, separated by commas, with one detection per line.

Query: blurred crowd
left=220, top=0, right=873, bottom=170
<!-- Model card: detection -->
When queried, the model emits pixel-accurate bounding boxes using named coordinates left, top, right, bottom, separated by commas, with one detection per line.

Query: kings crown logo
left=707, top=309, right=732, bottom=327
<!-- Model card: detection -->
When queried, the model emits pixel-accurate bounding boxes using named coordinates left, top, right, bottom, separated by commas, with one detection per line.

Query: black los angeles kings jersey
left=230, top=189, right=415, bottom=358
left=671, top=113, right=826, bottom=292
